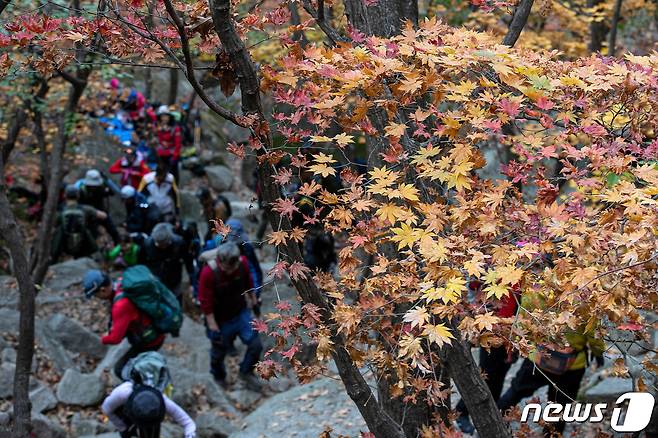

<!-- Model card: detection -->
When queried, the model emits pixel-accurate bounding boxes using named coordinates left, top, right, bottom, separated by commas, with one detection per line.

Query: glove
left=252, top=303, right=261, bottom=318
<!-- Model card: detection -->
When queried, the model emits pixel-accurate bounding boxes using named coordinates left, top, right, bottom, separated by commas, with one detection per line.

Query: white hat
left=84, top=169, right=103, bottom=187
left=156, top=105, right=170, bottom=116
left=120, top=185, right=136, bottom=199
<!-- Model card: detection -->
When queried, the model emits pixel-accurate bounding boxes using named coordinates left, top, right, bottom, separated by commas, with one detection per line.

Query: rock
left=205, top=165, right=234, bottom=192
left=231, top=377, right=367, bottom=438
left=583, top=377, right=633, bottom=402
left=56, top=369, right=105, bottom=406
left=0, top=349, right=15, bottom=364
left=179, top=189, right=207, bottom=237
left=32, top=413, right=66, bottom=438
left=0, top=363, right=14, bottom=398
left=44, top=258, right=99, bottom=292
left=229, top=201, right=260, bottom=222
left=70, top=412, right=103, bottom=437
left=35, top=328, right=75, bottom=372
left=196, top=408, right=238, bottom=438
left=78, top=433, right=120, bottom=438
left=227, top=389, right=262, bottom=409
left=94, top=339, right=131, bottom=381
left=166, top=317, right=210, bottom=374
left=0, top=277, right=18, bottom=309
left=0, top=308, right=19, bottom=333
left=169, top=368, right=240, bottom=420
left=161, top=422, right=184, bottom=438
left=46, top=314, right=106, bottom=359
left=30, top=383, right=58, bottom=414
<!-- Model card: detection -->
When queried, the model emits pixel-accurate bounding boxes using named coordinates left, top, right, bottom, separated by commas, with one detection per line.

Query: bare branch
left=302, top=0, right=350, bottom=46
left=608, top=0, right=623, bottom=56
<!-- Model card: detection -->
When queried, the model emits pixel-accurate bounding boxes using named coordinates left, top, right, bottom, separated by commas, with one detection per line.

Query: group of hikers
left=40, top=79, right=610, bottom=437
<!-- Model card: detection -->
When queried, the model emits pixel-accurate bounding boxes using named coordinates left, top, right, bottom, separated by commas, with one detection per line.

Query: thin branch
left=160, top=0, right=247, bottom=126
left=302, top=0, right=350, bottom=46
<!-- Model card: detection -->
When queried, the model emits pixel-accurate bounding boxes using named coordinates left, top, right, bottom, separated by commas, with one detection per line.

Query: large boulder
left=70, top=412, right=108, bottom=437
left=35, top=327, right=75, bottom=372
left=179, top=189, right=207, bottom=237
left=56, top=369, right=105, bottom=406
left=46, top=314, right=106, bottom=359
left=31, top=413, right=67, bottom=438
left=0, top=277, right=18, bottom=308
left=44, top=258, right=99, bottom=293
left=0, top=363, right=14, bottom=399
left=196, top=408, right=238, bottom=438
left=94, top=339, right=131, bottom=379
left=583, top=376, right=633, bottom=403
left=205, top=165, right=234, bottom=193
left=0, top=308, right=19, bottom=333
left=168, top=368, right=239, bottom=420
left=231, top=377, right=368, bottom=438
left=166, top=316, right=210, bottom=374
left=30, top=383, right=58, bottom=414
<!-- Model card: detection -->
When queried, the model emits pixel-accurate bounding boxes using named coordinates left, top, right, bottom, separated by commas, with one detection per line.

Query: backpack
left=61, top=207, right=88, bottom=254
left=124, top=384, right=166, bottom=431
left=121, top=351, right=172, bottom=393
left=119, top=265, right=183, bottom=338
left=533, top=344, right=578, bottom=375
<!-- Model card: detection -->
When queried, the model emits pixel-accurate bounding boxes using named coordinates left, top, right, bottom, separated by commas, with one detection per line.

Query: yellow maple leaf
left=313, top=152, right=336, bottom=164
left=267, top=230, right=288, bottom=246
left=333, top=133, right=354, bottom=147
left=310, top=135, right=332, bottom=143
left=387, top=183, right=420, bottom=201
left=390, top=223, right=418, bottom=250
left=497, top=265, right=524, bottom=285
left=484, top=283, right=509, bottom=300
left=422, top=323, right=454, bottom=347
left=385, top=122, right=407, bottom=138
left=403, top=306, right=429, bottom=329
left=308, top=163, right=336, bottom=178
left=475, top=312, right=499, bottom=331
left=375, top=203, right=405, bottom=224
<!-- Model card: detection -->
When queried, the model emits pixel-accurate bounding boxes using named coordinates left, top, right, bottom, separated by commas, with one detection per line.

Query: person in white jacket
left=102, top=380, right=196, bottom=438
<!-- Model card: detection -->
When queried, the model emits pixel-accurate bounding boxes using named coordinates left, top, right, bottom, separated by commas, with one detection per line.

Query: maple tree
left=1, top=0, right=658, bottom=437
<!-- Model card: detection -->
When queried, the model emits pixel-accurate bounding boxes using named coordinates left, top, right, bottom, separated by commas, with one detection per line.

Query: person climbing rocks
left=51, top=184, right=107, bottom=262
left=83, top=269, right=166, bottom=379
left=198, top=242, right=262, bottom=391
left=76, top=168, right=121, bottom=245
left=105, top=231, right=141, bottom=269
left=120, top=185, right=160, bottom=235
left=138, top=165, right=179, bottom=225
left=138, top=222, right=196, bottom=303
left=155, top=105, right=182, bottom=182
left=102, top=352, right=196, bottom=438
left=109, top=148, right=150, bottom=189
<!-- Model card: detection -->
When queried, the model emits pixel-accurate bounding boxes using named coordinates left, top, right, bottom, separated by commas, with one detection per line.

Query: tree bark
left=288, top=1, right=309, bottom=46
left=204, top=1, right=406, bottom=436
left=1, top=108, right=28, bottom=167
left=607, top=0, right=623, bottom=56
left=0, top=168, right=36, bottom=438
left=502, top=0, right=534, bottom=47
left=588, top=0, right=607, bottom=52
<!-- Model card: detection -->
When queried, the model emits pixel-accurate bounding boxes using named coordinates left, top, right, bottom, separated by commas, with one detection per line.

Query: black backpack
left=125, top=384, right=165, bottom=435
left=62, top=207, right=88, bottom=254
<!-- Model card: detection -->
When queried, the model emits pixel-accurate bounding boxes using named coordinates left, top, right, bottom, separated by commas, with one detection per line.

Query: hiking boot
left=457, top=414, right=475, bottom=435
left=227, top=343, right=239, bottom=357
left=239, top=372, right=262, bottom=392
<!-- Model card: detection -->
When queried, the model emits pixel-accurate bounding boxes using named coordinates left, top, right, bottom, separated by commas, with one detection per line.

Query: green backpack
left=118, top=265, right=183, bottom=339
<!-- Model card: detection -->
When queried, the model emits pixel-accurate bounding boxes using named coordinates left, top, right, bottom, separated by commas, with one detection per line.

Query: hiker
left=51, top=184, right=107, bottom=262
left=83, top=267, right=182, bottom=379
left=76, top=169, right=121, bottom=245
left=155, top=105, right=182, bottom=182
left=102, top=352, right=196, bottom=438
left=198, top=242, right=262, bottom=390
left=455, top=280, right=521, bottom=434
left=121, top=185, right=160, bottom=235
left=202, top=194, right=232, bottom=245
left=200, top=218, right=263, bottom=310
left=105, top=231, right=141, bottom=269
left=138, top=165, right=179, bottom=224
left=497, top=289, right=605, bottom=437
left=109, top=148, right=150, bottom=189
left=139, top=222, right=196, bottom=302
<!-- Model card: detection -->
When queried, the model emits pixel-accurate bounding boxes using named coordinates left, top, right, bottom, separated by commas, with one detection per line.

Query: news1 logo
left=520, top=392, right=655, bottom=432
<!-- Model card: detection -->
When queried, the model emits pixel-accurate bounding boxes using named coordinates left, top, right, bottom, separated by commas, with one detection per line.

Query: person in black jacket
left=120, top=186, right=160, bottom=235
left=138, top=223, right=196, bottom=303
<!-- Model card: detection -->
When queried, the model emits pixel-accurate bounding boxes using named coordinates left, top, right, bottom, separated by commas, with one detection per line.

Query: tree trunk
left=607, top=0, right=623, bottom=56
left=588, top=0, right=608, bottom=52
left=0, top=169, right=36, bottom=438
left=167, top=68, right=178, bottom=105
left=502, top=0, right=534, bottom=47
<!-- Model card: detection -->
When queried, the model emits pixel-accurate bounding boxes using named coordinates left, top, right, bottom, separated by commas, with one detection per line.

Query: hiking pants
left=208, top=309, right=262, bottom=381
left=114, top=341, right=164, bottom=380
left=456, top=346, right=517, bottom=416
left=498, top=359, right=586, bottom=436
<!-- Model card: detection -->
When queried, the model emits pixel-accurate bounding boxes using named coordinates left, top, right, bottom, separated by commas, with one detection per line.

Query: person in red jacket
left=198, top=242, right=262, bottom=391
left=83, top=269, right=165, bottom=379
left=109, top=148, right=150, bottom=189
left=155, top=105, right=181, bottom=182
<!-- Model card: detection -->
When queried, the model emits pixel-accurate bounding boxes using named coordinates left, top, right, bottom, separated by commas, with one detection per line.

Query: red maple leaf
left=282, top=343, right=299, bottom=360
left=268, top=261, right=289, bottom=279
left=252, top=318, right=268, bottom=333
left=499, top=98, right=521, bottom=117
left=275, top=300, right=292, bottom=312
left=288, top=262, right=311, bottom=281
left=272, top=197, right=299, bottom=219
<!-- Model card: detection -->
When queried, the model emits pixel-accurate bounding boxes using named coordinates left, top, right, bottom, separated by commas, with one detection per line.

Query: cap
left=64, top=184, right=79, bottom=200
left=156, top=105, right=169, bottom=116
left=120, top=185, right=136, bottom=199
left=84, top=169, right=103, bottom=187
left=83, top=270, right=109, bottom=298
